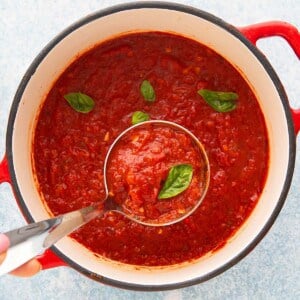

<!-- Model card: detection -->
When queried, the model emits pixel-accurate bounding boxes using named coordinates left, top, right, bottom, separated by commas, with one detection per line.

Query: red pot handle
left=0, top=155, right=66, bottom=270
left=37, top=249, right=67, bottom=270
left=0, top=156, right=11, bottom=184
left=239, top=21, right=300, bottom=135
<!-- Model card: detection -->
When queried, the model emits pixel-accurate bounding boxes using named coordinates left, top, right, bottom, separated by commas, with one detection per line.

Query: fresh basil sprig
left=140, top=80, right=156, bottom=102
left=64, top=92, right=95, bottom=113
left=158, top=164, right=193, bottom=200
left=197, top=89, right=238, bottom=112
left=132, top=111, right=150, bottom=125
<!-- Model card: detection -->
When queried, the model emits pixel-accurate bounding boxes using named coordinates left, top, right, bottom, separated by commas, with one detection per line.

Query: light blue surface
left=0, top=0, right=299, bottom=299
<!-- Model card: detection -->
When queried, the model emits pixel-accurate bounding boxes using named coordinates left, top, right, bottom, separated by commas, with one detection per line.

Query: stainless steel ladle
left=0, top=120, right=209, bottom=276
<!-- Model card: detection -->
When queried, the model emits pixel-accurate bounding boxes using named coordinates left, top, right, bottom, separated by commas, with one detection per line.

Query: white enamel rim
left=5, top=2, right=296, bottom=291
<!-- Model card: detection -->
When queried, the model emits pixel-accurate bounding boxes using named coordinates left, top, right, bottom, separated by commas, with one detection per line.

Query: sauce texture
left=33, top=32, right=269, bottom=266
left=106, top=122, right=208, bottom=224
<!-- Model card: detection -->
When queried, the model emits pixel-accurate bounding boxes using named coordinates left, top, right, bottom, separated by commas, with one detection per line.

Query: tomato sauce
left=106, top=122, right=208, bottom=224
left=33, top=32, right=269, bottom=266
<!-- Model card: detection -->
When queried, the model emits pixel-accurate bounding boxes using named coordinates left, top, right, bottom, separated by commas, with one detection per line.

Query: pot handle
left=0, top=155, right=66, bottom=270
left=239, top=21, right=300, bottom=135
left=0, top=156, right=11, bottom=184
left=37, top=249, right=67, bottom=270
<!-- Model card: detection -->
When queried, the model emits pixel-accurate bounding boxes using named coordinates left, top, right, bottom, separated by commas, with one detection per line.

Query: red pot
left=0, top=2, right=299, bottom=291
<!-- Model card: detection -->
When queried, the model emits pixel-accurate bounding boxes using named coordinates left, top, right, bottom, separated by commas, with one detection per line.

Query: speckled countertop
left=0, top=0, right=299, bottom=299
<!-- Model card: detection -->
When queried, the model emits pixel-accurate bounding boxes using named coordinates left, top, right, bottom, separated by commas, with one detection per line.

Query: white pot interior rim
left=5, top=2, right=297, bottom=291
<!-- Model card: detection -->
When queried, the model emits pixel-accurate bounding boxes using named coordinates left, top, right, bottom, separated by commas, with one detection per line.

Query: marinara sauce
left=106, top=122, right=208, bottom=224
left=33, top=32, right=269, bottom=266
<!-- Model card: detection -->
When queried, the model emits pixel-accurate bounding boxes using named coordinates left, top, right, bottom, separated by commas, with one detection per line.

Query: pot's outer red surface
left=0, top=2, right=299, bottom=290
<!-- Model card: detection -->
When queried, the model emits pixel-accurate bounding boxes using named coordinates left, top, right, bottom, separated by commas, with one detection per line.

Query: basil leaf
left=140, top=80, right=156, bottom=102
left=198, top=89, right=238, bottom=112
left=158, top=164, right=193, bottom=200
left=132, top=111, right=150, bottom=125
left=64, top=92, right=95, bottom=113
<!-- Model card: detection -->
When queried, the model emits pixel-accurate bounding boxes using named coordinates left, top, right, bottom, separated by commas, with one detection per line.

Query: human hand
left=0, top=233, right=41, bottom=277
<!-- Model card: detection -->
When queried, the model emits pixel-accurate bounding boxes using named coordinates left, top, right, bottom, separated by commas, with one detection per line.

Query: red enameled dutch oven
left=0, top=2, right=299, bottom=291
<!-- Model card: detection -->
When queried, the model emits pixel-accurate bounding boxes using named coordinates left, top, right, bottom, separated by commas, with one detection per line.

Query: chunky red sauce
left=106, top=122, right=208, bottom=224
left=33, top=32, right=269, bottom=266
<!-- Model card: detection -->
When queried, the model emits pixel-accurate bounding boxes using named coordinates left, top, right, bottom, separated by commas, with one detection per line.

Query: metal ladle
left=0, top=120, right=209, bottom=275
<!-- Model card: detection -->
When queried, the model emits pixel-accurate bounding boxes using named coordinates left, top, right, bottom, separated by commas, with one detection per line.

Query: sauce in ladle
left=103, top=120, right=210, bottom=226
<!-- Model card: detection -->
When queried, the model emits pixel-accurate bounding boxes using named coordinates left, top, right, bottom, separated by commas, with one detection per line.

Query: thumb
left=0, top=234, right=10, bottom=265
left=0, top=234, right=10, bottom=253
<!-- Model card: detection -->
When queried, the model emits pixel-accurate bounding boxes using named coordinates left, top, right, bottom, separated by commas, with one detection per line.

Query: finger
left=9, top=259, right=41, bottom=277
left=0, top=234, right=10, bottom=253
left=0, top=252, right=7, bottom=265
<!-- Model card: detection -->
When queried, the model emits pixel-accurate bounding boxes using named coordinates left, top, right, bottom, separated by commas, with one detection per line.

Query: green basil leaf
left=197, top=89, right=238, bottom=112
left=132, top=111, right=150, bottom=125
left=64, top=92, right=95, bottom=113
left=158, top=164, right=193, bottom=200
left=140, top=80, right=156, bottom=102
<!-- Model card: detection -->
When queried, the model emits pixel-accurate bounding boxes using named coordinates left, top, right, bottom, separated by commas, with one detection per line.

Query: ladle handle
left=0, top=217, right=62, bottom=276
left=0, top=204, right=101, bottom=276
